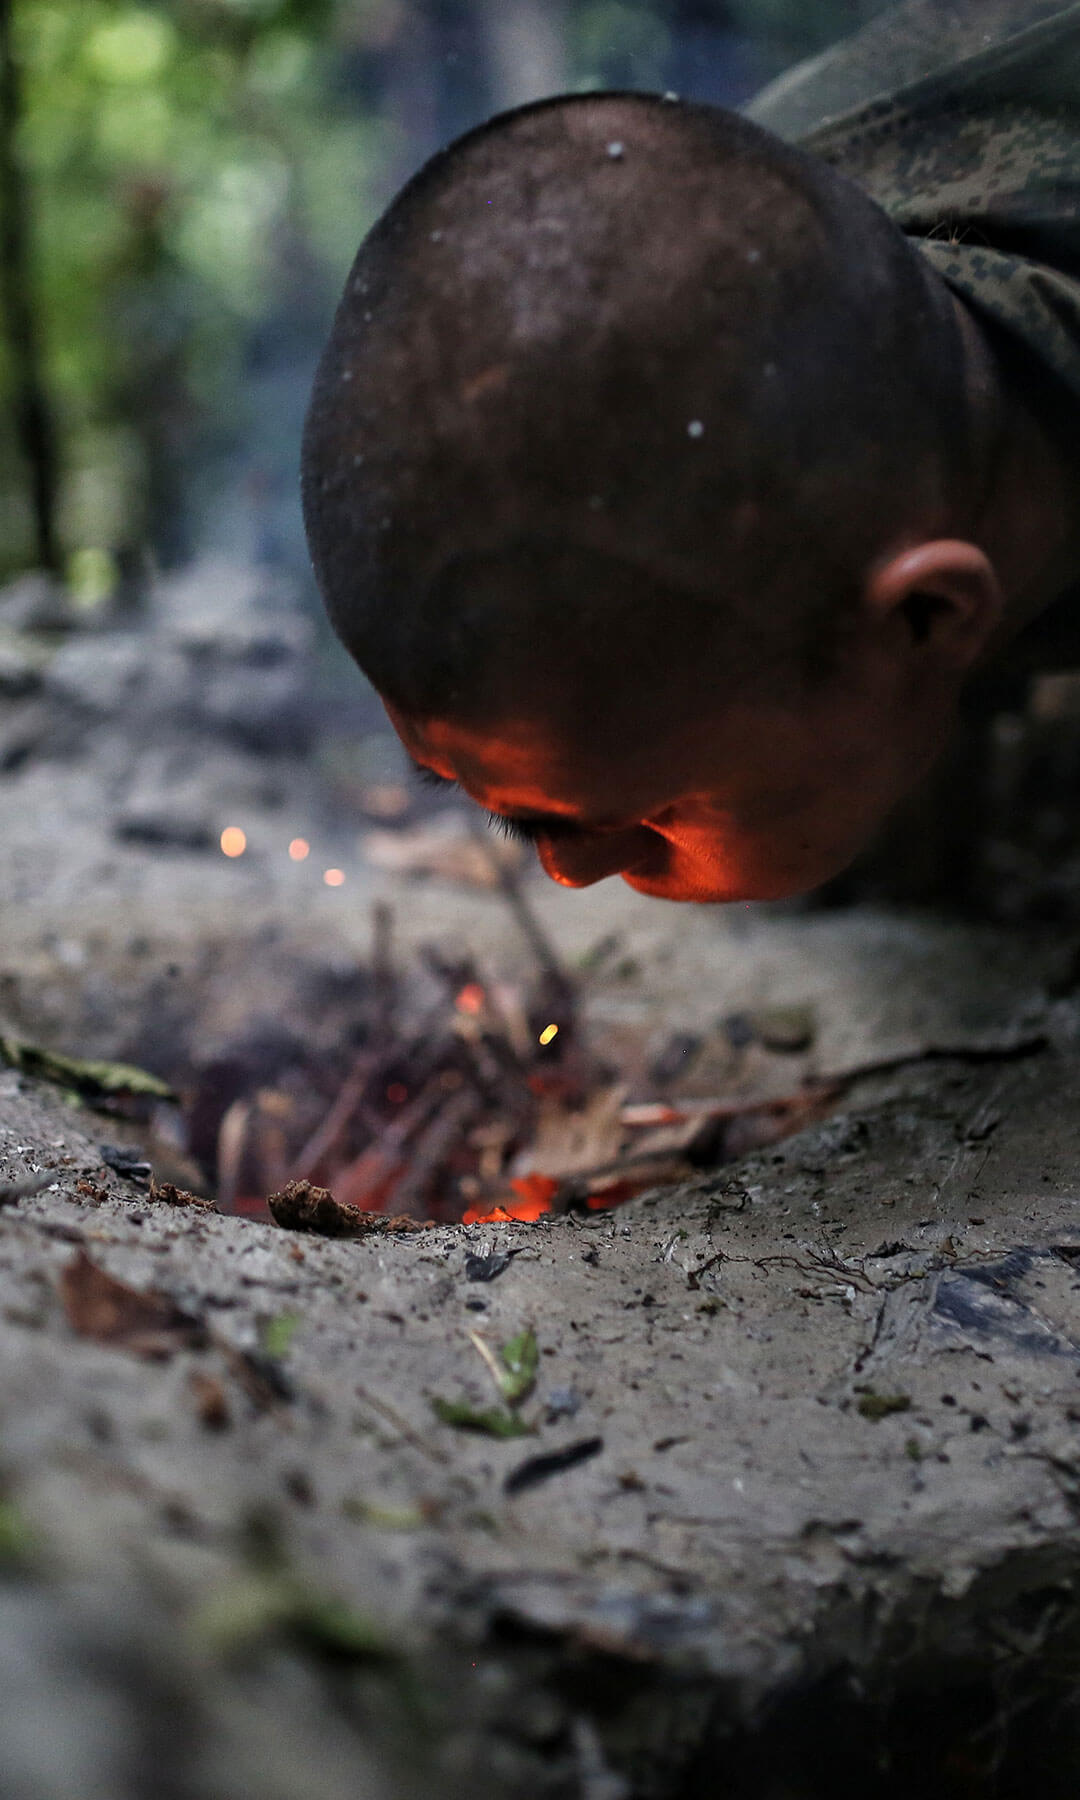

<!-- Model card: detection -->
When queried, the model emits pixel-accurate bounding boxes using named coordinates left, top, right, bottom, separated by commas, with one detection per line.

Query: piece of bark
left=267, top=1179, right=430, bottom=1238
left=149, top=1178, right=215, bottom=1211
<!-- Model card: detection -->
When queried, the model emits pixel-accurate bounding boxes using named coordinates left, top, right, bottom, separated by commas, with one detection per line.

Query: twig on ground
left=0, top=1168, right=57, bottom=1208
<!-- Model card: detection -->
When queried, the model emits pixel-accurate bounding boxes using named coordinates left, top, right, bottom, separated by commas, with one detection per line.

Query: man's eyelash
left=408, top=765, right=576, bottom=844
left=487, top=813, right=578, bottom=845
left=489, top=812, right=541, bottom=844
left=414, top=765, right=454, bottom=790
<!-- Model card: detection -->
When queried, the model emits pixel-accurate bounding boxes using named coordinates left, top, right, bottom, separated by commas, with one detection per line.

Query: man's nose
left=536, top=827, right=656, bottom=888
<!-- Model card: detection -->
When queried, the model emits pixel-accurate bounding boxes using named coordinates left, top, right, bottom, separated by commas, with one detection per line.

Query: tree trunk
left=0, top=0, right=60, bottom=574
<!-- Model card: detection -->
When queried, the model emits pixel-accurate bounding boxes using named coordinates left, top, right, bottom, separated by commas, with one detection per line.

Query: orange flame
left=462, top=1172, right=558, bottom=1226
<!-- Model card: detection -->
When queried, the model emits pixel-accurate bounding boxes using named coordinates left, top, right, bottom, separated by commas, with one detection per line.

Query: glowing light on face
left=323, top=868, right=345, bottom=887
left=538, top=1023, right=559, bottom=1045
left=288, top=838, right=310, bottom=861
left=220, top=827, right=246, bottom=858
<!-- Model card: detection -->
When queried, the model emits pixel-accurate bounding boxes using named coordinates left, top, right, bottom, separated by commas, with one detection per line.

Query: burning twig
left=466, top=818, right=577, bottom=1017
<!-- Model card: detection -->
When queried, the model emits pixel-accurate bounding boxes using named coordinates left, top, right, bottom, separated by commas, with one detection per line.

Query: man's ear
left=865, top=540, right=1003, bottom=669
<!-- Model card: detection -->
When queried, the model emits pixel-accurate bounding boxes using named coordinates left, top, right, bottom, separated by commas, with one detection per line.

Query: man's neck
left=954, top=292, right=1080, bottom=649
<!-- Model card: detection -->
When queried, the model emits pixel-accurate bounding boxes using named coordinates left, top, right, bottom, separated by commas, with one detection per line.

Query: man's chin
left=620, top=867, right=747, bottom=903
left=620, top=860, right=840, bottom=904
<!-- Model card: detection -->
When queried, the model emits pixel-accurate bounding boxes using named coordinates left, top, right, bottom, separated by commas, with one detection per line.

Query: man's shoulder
left=745, top=0, right=1080, bottom=143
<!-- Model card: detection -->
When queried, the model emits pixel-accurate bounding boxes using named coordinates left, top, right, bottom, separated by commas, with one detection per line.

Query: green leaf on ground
left=431, top=1398, right=532, bottom=1439
left=341, top=1497, right=427, bottom=1531
left=0, top=1036, right=175, bottom=1101
left=0, top=1500, right=36, bottom=1568
left=260, top=1312, right=300, bottom=1359
left=193, top=1571, right=391, bottom=1662
left=857, top=1391, right=911, bottom=1422
left=497, top=1329, right=539, bottom=1405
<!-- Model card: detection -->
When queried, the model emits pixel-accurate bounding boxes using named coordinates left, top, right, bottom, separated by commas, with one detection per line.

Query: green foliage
left=0, top=1, right=896, bottom=581
left=192, top=1568, right=392, bottom=1661
left=495, top=1328, right=539, bottom=1406
left=2, top=0, right=387, bottom=576
left=431, top=1397, right=533, bottom=1439
left=0, top=1032, right=175, bottom=1100
left=260, top=1311, right=300, bottom=1357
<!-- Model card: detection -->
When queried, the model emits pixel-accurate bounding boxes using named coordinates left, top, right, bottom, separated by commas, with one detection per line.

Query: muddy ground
left=3, top=914, right=1080, bottom=1797
left=3, top=566, right=1080, bottom=1796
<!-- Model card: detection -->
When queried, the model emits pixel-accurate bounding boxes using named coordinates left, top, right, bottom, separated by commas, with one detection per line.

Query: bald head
left=302, top=92, right=972, bottom=727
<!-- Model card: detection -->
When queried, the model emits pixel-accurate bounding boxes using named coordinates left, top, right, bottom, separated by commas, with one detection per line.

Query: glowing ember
left=538, top=1023, right=559, bottom=1046
left=220, top=827, right=246, bottom=858
left=323, top=868, right=345, bottom=887
left=386, top=1082, right=408, bottom=1105
left=288, top=838, right=310, bottom=861
left=455, top=983, right=485, bottom=1015
left=463, top=1173, right=558, bottom=1226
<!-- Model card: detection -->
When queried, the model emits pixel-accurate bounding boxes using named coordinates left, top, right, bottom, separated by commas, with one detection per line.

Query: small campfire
left=164, top=847, right=841, bottom=1230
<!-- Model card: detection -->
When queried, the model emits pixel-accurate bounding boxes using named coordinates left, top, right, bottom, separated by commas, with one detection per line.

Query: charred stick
left=371, top=900, right=396, bottom=1037
left=388, top=1086, right=480, bottom=1215
left=332, top=1076, right=465, bottom=1208
left=288, top=1051, right=381, bottom=1184
left=465, top=819, right=576, bottom=1008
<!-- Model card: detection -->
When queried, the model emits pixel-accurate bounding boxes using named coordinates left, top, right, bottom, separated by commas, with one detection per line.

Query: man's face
left=386, top=653, right=952, bottom=903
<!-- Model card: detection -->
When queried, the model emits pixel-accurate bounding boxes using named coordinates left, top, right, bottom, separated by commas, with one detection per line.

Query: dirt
left=4, top=564, right=1080, bottom=1793
left=2, top=988, right=1080, bottom=1795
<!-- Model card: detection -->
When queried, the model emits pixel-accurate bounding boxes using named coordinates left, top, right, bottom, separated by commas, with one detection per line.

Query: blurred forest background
left=0, top=0, right=892, bottom=600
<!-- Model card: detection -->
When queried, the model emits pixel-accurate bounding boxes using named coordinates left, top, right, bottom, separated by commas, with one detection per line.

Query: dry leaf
left=59, top=1249, right=206, bottom=1359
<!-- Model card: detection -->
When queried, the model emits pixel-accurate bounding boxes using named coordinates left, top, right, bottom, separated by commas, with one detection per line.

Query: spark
left=323, top=868, right=345, bottom=887
left=456, top=983, right=485, bottom=1015
left=288, top=838, right=310, bottom=861
left=538, top=1023, right=559, bottom=1046
left=220, top=827, right=246, bottom=858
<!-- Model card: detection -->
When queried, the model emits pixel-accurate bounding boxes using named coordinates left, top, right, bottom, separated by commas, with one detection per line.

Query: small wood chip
left=267, top=1179, right=431, bottom=1238
left=189, top=1371, right=230, bottom=1429
left=149, top=1178, right=216, bottom=1211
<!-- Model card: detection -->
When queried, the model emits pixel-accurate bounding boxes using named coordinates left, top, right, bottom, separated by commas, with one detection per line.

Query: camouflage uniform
left=750, top=0, right=1080, bottom=681
left=748, top=0, right=1080, bottom=412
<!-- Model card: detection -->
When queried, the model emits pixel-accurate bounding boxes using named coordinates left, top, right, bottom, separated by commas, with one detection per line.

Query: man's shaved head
left=302, top=91, right=971, bottom=727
